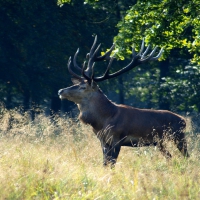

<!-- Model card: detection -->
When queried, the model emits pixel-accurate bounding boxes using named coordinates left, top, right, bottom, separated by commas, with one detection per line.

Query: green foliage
left=57, top=0, right=71, bottom=6
left=115, top=0, right=200, bottom=64
left=161, top=64, right=200, bottom=111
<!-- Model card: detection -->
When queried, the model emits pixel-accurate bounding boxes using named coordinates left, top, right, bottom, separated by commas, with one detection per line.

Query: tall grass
left=0, top=107, right=199, bottom=199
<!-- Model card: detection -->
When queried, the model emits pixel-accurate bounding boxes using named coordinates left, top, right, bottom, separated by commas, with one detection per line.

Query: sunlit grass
left=0, top=107, right=199, bottom=199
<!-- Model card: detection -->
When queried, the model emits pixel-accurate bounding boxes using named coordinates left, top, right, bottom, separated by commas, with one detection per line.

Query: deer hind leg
left=175, top=133, right=189, bottom=158
left=157, top=139, right=172, bottom=159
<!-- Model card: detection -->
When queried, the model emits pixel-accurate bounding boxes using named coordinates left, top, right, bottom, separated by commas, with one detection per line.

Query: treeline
left=0, top=0, right=199, bottom=118
left=0, top=0, right=117, bottom=116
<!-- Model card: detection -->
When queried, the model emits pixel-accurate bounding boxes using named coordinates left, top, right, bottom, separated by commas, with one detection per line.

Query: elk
left=58, top=36, right=189, bottom=167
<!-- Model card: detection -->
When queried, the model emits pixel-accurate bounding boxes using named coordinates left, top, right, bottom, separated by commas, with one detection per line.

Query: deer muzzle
left=58, top=89, right=64, bottom=95
left=58, top=89, right=65, bottom=99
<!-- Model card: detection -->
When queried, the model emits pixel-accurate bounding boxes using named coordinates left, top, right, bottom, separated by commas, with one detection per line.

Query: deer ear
left=71, top=78, right=82, bottom=85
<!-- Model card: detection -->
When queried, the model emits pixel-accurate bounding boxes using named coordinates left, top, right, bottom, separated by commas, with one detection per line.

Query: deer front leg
left=101, top=141, right=112, bottom=166
left=109, top=143, right=121, bottom=167
left=101, top=141, right=121, bottom=167
left=101, top=143, right=110, bottom=166
left=157, top=139, right=172, bottom=159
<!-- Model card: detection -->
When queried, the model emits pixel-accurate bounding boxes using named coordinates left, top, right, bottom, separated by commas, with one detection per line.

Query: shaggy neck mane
left=78, top=89, right=117, bottom=131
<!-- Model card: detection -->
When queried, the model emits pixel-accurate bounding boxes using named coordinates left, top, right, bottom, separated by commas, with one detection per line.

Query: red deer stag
left=58, top=36, right=189, bottom=167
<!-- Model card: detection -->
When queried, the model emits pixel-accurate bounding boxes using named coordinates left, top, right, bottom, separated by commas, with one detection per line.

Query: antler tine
left=73, top=48, right=82, bottom=72
left=150, top=47, right=164, bottom=61
left=68, top=57, right=83, bottom=80
left=103, top=54, right=116, bottom=77
left=92, top=54, right=116, bottom=82
left=86, top=43, right=101, bottom=74
left=99, top=54, right=116, bottom=80
left=137, top=38, right=145, bottom=56
left=89, top=35, right=98, bottom=57
left=82, top=61, right=91, bottom=83
left=95, top=43, right=115, bottom=61
left=91, top=63, right=95, bottom=80
left=140, top=46, right=158, bottom=62
left=141, top=44, right=150, bottom=59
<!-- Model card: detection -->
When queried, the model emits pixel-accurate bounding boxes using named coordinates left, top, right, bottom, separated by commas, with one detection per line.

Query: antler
left=68, top=36, right=164, bottom=83
left=72, top=35, right=115, bottom=77
left=92, top=39, right=164, bottom=82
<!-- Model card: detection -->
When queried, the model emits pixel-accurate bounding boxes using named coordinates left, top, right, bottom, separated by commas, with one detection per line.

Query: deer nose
left=58, top=89, right=64, bottom=95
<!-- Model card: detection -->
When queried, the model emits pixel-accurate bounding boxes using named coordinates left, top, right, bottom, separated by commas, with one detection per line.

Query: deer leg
left=101, top=142, right=121, bottom=167
left=101, top=141, right=112, bottom=166
left=175, top=133, right=189, bottom=157
left=109, top=144, right=121, bottom=167
left=157, top=140, right=172, bottom=159
left=101, top=142, right=112, bottom=166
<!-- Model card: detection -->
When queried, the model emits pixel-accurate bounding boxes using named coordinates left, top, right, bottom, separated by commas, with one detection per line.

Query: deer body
left=59, top=36, right=189, bottom=166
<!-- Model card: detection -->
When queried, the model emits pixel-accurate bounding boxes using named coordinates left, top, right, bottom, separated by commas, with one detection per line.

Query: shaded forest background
left=0, top=0, right=199, bottom=120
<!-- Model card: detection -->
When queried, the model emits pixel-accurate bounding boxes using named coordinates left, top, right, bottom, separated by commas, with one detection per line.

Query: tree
left=115, top=0, right=199, bottom=62
left=114, top=0, right=200, bottom=112
left=0, top=0, right=78, bottom=115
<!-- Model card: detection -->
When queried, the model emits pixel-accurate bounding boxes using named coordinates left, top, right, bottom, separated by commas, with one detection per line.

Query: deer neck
left=77, top=89, right=117, bottom=131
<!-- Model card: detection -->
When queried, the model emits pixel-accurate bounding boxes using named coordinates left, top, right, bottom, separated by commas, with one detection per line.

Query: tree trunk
left=116, top=1, right=125, bottom=105
left=23, top=89, right=30, bottom=112
left=118, top=76, right=124, bottom=104
left=50, top=96, right=61, bottom=116
left=159, top=59, right=170, bottom=110
left=6, top=85, right=12, bottom=109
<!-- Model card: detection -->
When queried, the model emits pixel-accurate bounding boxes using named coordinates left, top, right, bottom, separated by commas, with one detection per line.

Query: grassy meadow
left=0, top=107, right=200, bottom=199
